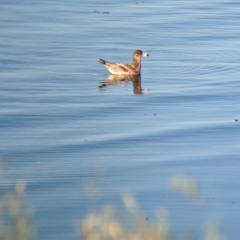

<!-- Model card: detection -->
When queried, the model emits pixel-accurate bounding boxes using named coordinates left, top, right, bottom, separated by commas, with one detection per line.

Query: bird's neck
left=131, top=59, right=141, bottom=72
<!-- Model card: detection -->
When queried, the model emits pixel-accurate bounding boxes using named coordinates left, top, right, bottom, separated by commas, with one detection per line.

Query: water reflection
left=99, top=74, right=143, bottom=94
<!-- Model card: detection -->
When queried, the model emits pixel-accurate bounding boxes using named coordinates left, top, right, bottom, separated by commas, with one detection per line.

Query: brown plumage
left=98, top=49, right=149, bottom=75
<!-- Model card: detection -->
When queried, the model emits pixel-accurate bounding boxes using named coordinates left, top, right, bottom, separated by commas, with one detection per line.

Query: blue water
left=0, top=0, right=240, bottom=239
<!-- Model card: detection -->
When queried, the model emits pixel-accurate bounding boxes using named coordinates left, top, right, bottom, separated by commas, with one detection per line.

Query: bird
left=98, top=49, right=149, bottom=75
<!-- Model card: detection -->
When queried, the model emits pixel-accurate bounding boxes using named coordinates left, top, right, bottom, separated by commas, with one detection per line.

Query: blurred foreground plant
left=0, top=162, right=34, bottom=240
left=0, top=160, right=221, bottom=240
left=80, top=172, right=221, bottom=240
left=170, top=174, right=199, bottom=201
left=80, top=198, right=169, bottom=240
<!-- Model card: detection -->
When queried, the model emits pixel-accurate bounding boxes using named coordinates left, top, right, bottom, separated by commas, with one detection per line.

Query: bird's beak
left=142, top=52, right=149, bottom=57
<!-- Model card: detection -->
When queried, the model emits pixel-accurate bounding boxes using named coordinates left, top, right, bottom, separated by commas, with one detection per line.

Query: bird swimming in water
left=98, top=49, right=149, bottom=75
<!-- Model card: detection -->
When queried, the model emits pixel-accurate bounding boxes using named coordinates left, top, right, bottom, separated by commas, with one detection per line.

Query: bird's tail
left=98, top=58, right=106, bottom=65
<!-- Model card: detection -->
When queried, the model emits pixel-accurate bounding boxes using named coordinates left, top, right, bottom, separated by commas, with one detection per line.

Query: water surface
left=0, top=0, right=240, bottom=239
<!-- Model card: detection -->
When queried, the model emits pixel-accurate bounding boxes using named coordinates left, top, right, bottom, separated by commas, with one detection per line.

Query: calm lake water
left=0, top=0, right=240, bottom=239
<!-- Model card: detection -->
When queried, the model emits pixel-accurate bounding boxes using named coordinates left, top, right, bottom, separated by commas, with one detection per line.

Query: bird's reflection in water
left=99, top=74, right=144, bottom=94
